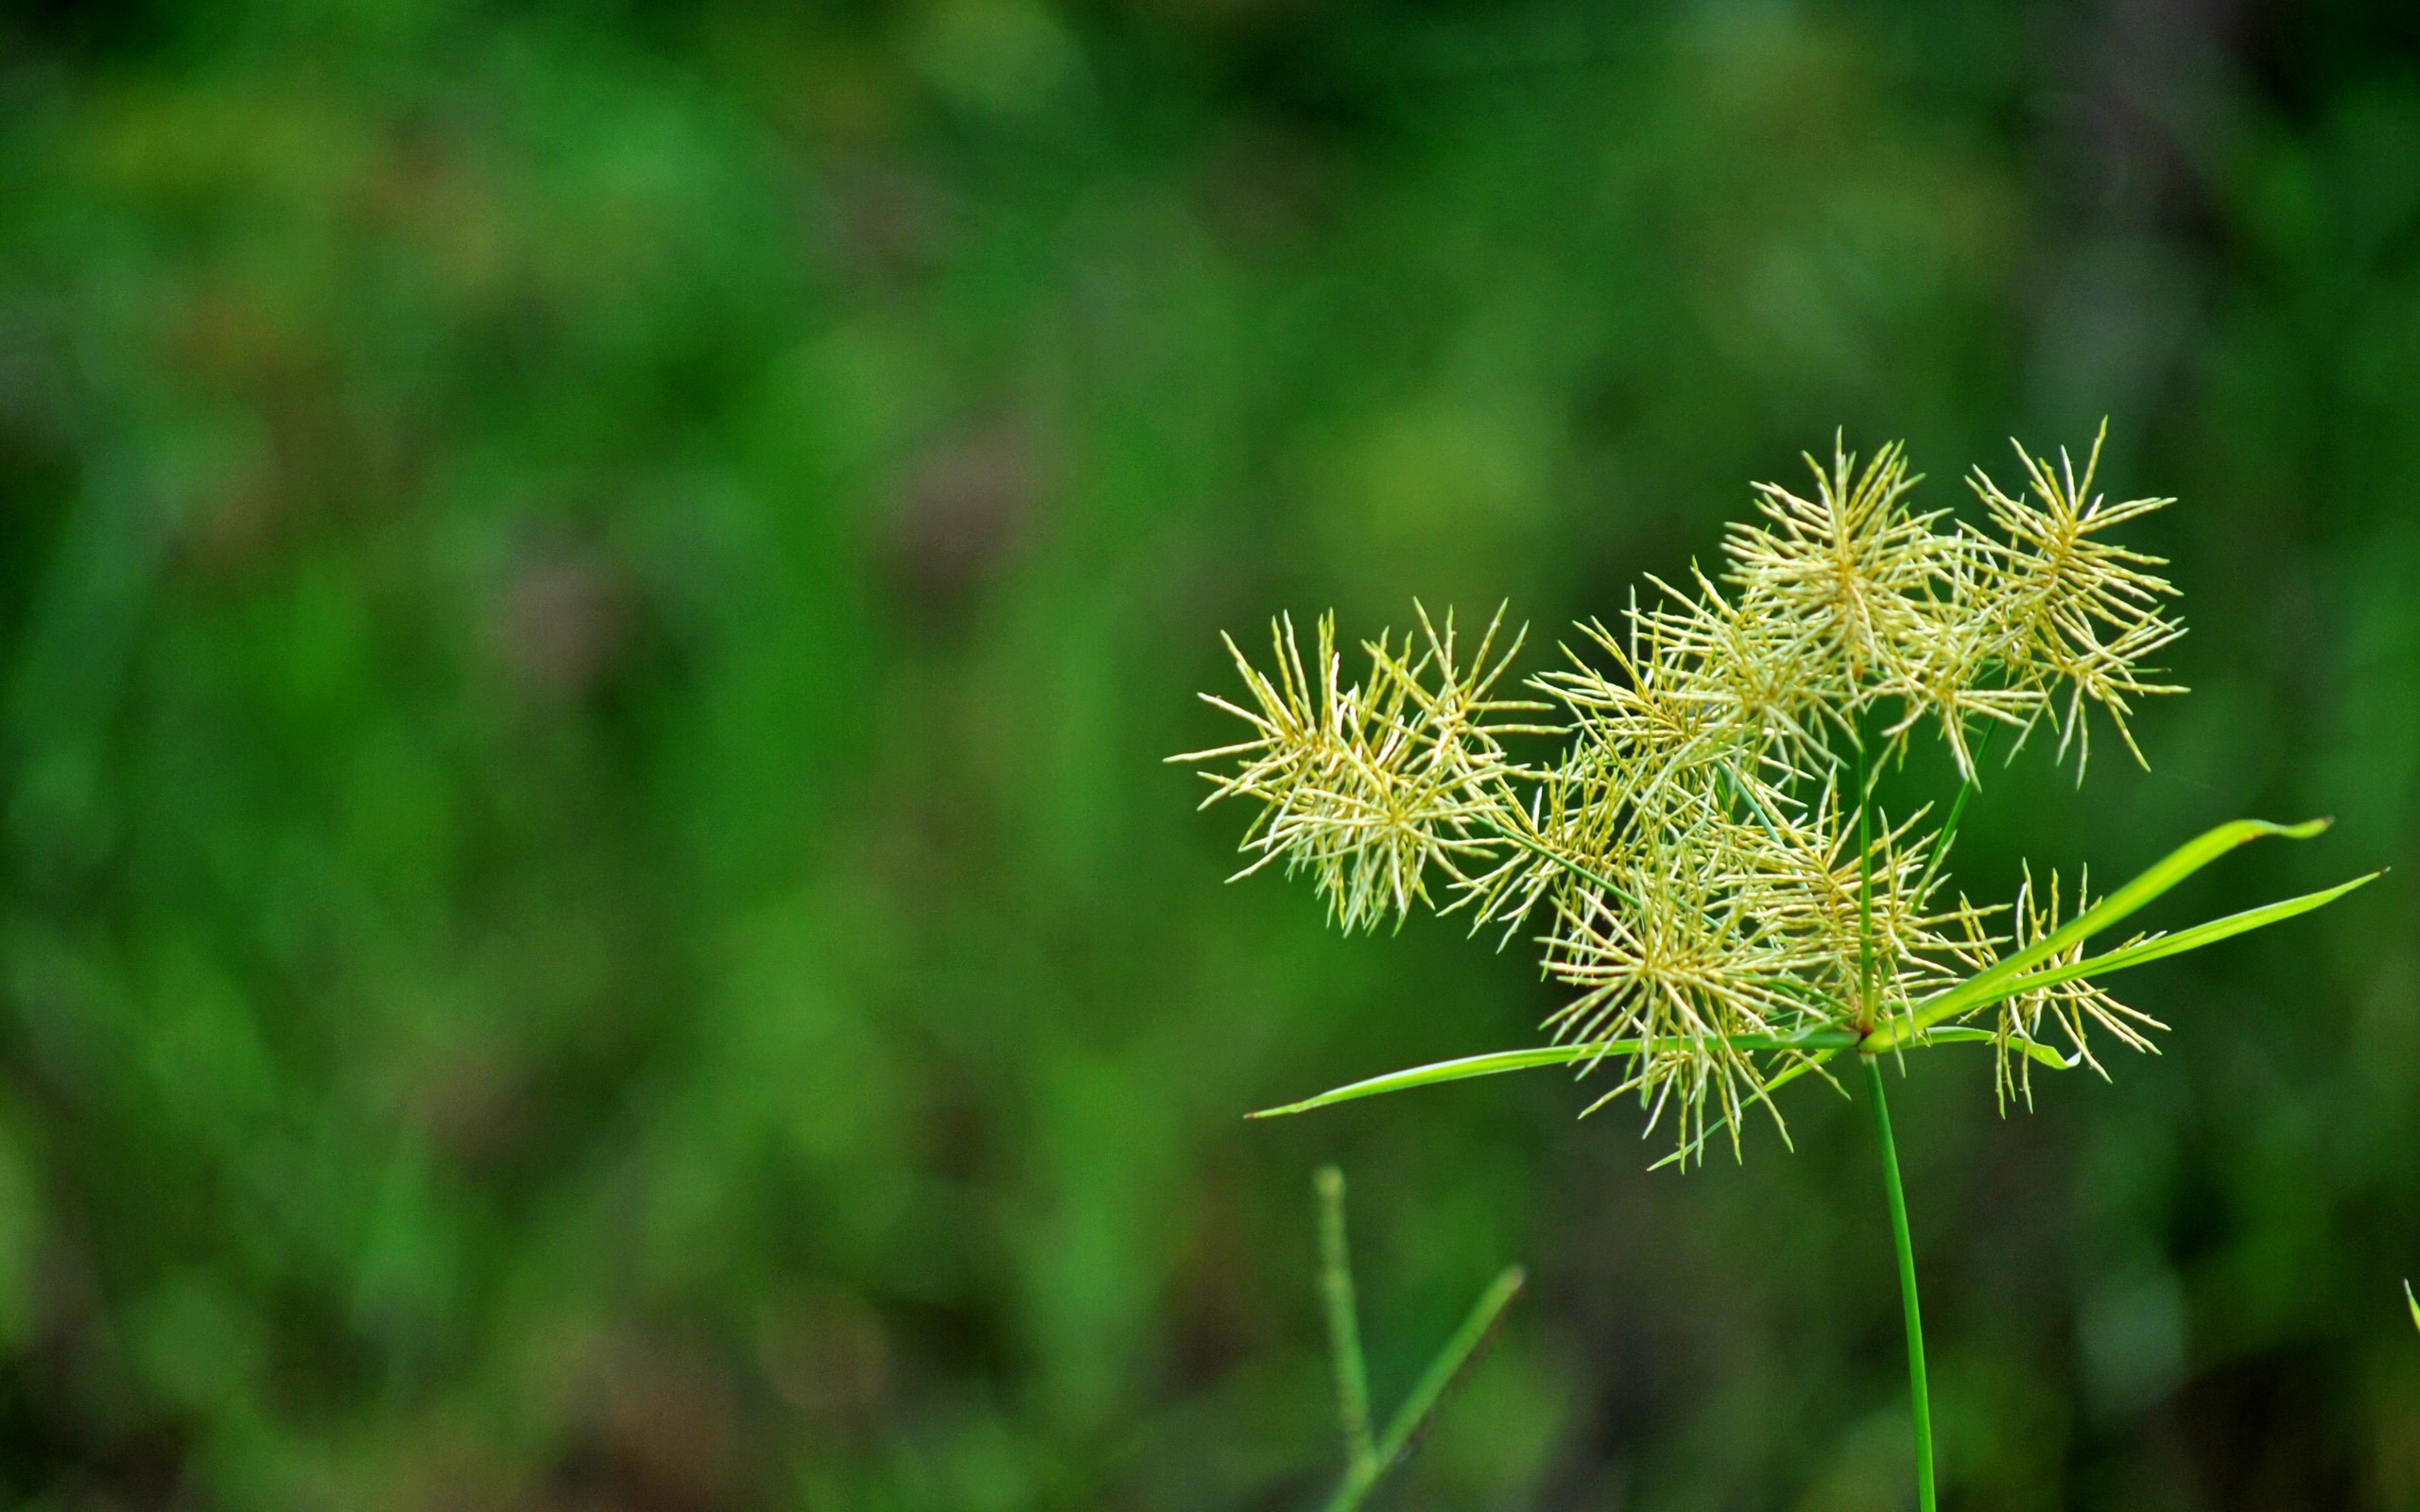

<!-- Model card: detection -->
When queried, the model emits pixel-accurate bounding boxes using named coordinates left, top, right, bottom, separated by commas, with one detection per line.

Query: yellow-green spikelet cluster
left=1177, top=427, right=2182, bottom=1156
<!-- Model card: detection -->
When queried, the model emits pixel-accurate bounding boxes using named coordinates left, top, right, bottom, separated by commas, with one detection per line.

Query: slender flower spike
left=1179, top=425, right=2370, bottom=1161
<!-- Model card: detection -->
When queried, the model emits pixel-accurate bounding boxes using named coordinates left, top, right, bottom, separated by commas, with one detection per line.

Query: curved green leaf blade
left=1938, top=871, right=2379, bottom=1009
left=1250, top=1031, right=1858, bottom=1119
left=1254, top=824, right=2360, bottom=1116
left=1911, top=1026, right=2076, bottom=1068
left=1866, top=817, right=2340, bottom=1053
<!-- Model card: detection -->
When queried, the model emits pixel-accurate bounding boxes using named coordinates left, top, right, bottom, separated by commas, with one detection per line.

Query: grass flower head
left=1180, top=425, right=2365, bottom=1162
left=1184, top=425, right=2374, bottom=1512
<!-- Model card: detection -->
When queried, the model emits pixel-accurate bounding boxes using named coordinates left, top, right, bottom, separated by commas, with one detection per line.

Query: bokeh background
left=1, top=0, right=2416, bottom=1506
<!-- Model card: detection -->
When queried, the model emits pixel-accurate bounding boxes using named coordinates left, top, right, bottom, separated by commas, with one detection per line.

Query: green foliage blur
left=0, top=0, right=2414, bottom=1505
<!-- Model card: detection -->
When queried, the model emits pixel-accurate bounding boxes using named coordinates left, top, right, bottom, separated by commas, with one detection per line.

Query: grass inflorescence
left=1177, top=426, right=2310, bottom=1160
left=1180, top=425, right=2375, bottom=1512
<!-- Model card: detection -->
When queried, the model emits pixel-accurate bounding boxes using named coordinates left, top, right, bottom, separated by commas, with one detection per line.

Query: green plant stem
left=1320, top=1264, right=1527, bottom=1512
left=1911, top=725, right=1993, bottom=906
left=1369, top=1265, right=1527, bottom=1476
left=1863, top=1055, right=1935, bottom=1512
left=1314, top=1166, right=1377, bottom=1482
left=1857, top=736, right=1877, bottom=1034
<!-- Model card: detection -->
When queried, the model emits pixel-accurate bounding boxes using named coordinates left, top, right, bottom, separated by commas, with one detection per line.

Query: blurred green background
left=0, top=0, right=2415, bottom=1506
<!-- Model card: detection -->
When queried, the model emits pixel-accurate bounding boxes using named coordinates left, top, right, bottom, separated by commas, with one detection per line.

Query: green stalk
left=1910, top=725, right=1993, bottom=907
left=1863, top=1056, right=1936, bottom=1512
left=1365, top=1264, right=1527, bottom=1481
left=1313, top=1167, right=1525, bottom=1512
left=1857, top=736, right=1876, bottom=1034
left=1314, top=1166, right=1378, bottom=1485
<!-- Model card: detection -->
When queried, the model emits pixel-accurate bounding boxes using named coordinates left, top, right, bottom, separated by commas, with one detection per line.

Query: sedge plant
left=1176, top=426, right=2376, bottom=1509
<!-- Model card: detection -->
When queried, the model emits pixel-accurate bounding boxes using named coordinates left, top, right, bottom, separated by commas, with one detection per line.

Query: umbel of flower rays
left=1175, top=426, right=2376, bottom=1162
